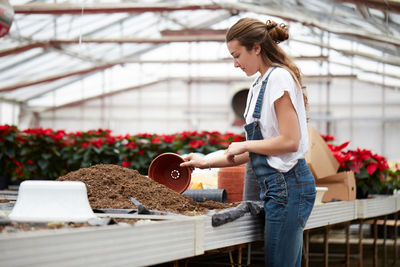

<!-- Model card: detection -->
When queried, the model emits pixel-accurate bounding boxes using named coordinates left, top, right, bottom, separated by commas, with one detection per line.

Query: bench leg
left=373, top=219, right=378, bottom=267
left=358, top=220, right=364, bottom=267
left=346, top=222, right=350, bottom=267
left=394, top=212, right=398, bottom=265
left=303, top=230, right=310, bottom=267
left=324, top=225, right=329, bottom=267
left=384, top=215, right=387, bottom=267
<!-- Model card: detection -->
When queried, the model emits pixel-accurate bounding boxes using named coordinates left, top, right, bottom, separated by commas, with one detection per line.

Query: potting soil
left=56, top=164, right=236, bottom=215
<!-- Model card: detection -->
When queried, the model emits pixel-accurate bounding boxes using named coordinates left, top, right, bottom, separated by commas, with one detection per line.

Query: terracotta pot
left=218, top=164, right=245, bottom=203
left=148, top=153, right=191, bottom=194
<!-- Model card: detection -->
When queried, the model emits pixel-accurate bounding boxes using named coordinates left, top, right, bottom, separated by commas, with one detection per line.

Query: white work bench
left=1, top=194, right=400, bottom=267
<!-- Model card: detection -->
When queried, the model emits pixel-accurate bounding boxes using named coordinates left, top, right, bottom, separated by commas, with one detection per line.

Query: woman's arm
left=225, top=91, right=300, bottom=159
left=180, top=151, right=249, bottom=169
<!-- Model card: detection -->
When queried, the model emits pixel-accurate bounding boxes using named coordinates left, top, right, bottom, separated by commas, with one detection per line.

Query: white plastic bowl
left=315, top=187, right=328, bottom=205
left=9, top=180, right=96, bottom=222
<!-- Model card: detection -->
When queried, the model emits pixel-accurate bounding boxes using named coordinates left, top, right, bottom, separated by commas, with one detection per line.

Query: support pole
left=384, top=215, right=388, bottom=266
left=373, top=219, right=378, bottom=267
left=394, top=212, right=398, bottom=265
left=358, top=220, right=364, bottom=267
left=247, top=243, right=251, bottom=266
left=303, top=229, right=310, bottom=267
left=345, top=222, right=350, bottom=267
left=238, top=244, right=243, bottom=266
left=324, top=225, right=329, bottom=267
left=229, top=250, right=234, bottom=267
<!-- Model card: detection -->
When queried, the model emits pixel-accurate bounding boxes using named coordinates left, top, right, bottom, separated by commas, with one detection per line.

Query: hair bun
left=265, top=20, right=289, bottom=43
left=265, top=20, right=277, bottom=30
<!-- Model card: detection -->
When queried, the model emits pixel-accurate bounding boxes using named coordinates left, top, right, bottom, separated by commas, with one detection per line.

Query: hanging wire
left=326, top=31, right=331, bottom=135
left=350, top=41, right=355, bottom=143
left=317, top=29, right=324, bottom=131
left=78, top=1, right=85, bottom=48
left=381, top=56, right=386, bottom=155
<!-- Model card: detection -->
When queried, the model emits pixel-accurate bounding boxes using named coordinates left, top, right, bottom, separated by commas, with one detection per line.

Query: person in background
left=181, top=17, right=316, bottom=266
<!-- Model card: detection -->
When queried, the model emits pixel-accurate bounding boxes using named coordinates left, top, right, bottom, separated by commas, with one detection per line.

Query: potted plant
left=321, top=133, right=391, bottom=198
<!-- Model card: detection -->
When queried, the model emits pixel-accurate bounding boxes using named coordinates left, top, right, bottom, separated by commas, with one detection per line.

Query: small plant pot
left=148, top=153, right=191, bottom=194
left=218, top=164, right=245, bottom=203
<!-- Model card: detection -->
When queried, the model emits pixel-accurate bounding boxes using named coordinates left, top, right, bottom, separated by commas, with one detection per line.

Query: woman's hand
left=225, top=142, right=247, bottom=163
left=180, top=153, right=208, bottom=169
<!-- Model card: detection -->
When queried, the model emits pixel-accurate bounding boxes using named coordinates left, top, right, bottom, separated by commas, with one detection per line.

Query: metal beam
left=0, top=55, right=328, bottom=95
left=38, top=74, right=356, bottom=112
left=12, top=2, right=224, bottom=15
left=11, top=2, right=400, bottom=47
left=160, top=29, right=227, bottom=36
left=119, top=56, right=329, bottom=63
left=0, top=43, right=50, bottom=57
left=292, top=37, right=400, bottom=67
left=47, top=35, right=226, bottom=44
left=0, top=63, right=116, bottom=93
left=0, top=36, right=230, bottom=93
left=6, top=13, right=235, bottom=98
left=221, top=1, right=400, bottom=47
left=356, top=4, right=370, bottom=19
left=329, top=60, right=400, bottom=80
left=41, top=79, right=167, bottom=112
left=4, top=30, right=397, bottom=63
left=2, top=35, right=398, bottom=94
left=334, top=0, right=400, bottom=14
left=0, top=32, right=227, bottom=58
left=24, top=72, right=398, bottom=113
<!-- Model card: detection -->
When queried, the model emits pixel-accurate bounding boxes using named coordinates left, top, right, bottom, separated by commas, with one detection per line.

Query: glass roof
left=1, top=0, right=400, bottom=112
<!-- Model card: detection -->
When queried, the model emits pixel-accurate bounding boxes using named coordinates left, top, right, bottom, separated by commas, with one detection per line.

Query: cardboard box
left=305, top=126, right=340, bottom=179
left=316, top=171, right=356, bottom=202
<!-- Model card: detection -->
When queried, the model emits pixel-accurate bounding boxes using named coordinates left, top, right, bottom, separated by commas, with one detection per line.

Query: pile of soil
left=56, top=164, right=235, bottom=215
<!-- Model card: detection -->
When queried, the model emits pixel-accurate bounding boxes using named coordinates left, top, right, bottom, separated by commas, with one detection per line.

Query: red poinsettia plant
left=0, top=125, right=245, bottom=184
left=320, top=133, right=394, bottom=196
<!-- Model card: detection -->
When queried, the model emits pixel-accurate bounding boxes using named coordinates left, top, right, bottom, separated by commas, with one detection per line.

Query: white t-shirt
left=244, top=67, right=309, bottom=172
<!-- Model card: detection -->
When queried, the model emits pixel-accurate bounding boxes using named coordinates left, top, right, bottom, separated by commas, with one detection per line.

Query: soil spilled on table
left=56, top=164, right=235, bottom=215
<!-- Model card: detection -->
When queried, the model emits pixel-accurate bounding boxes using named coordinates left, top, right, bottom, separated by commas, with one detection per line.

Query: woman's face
left=227, top=40, right=260, bottom=76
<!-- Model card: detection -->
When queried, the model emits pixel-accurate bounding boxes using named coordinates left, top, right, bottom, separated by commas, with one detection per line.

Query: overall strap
left=244, top=76, right=262, bottom=119
left=252, top=67, right=277, bottom=119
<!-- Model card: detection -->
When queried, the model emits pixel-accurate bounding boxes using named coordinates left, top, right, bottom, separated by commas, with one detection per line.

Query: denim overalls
left=244, top=68, right=316, bottom=267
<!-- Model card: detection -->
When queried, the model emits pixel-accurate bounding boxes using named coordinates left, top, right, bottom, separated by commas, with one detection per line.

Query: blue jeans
left=257, top=159, right=316, bottom=267
left=243, top=162, right=260, bottom=201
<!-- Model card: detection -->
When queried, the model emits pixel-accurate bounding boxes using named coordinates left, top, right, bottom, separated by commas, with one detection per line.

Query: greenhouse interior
left=1, top=0, right=400, bottom=266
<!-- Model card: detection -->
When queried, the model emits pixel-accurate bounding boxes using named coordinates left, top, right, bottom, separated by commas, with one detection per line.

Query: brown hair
left=226, top=18, right=308, bottom=109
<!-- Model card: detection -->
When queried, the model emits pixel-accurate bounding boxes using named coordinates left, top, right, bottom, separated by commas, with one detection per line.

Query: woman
left=181, top=17, right=316, bottom=266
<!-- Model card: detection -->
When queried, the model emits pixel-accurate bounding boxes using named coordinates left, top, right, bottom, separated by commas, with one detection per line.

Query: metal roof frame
left=1, top=0, right=399, bottom=111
